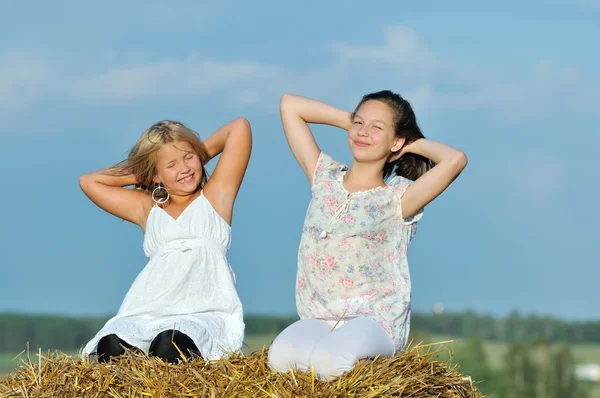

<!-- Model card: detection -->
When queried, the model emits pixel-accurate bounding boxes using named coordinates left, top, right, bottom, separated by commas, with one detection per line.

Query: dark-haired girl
left=267, top=91, right=467, bottom=380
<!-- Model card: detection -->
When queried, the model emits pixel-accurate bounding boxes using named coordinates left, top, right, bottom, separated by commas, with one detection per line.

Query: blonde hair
left=112, top=120, right=210, bottom=194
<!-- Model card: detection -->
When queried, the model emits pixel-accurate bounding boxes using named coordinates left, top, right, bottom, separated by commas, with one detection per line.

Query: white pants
left=267, top=317, right=395, bottom=381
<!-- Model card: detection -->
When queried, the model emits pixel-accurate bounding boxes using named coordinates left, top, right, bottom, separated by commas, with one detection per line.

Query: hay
left=0, top=343, right=483, bottom=397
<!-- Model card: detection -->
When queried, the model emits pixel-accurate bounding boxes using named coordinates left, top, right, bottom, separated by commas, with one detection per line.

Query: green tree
left=501, top=341, right=588, bottom=398
left=551, top=345, right=588, bottom=398
left=505, top=342, right=536, bottom=398
left=529, top=340, right=554, bottom=398
left=451, top=337, right=503, bottom=396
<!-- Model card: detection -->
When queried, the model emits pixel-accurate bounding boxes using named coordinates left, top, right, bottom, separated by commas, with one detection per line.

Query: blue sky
left=1, top=1, right=598, bottom=321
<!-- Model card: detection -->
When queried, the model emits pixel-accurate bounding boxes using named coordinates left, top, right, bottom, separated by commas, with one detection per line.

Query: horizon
left=2, top=309, right=599, bottom=324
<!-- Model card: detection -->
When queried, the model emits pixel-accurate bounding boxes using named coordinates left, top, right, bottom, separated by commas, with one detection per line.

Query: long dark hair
left=353, top=90, right=433, bottom=181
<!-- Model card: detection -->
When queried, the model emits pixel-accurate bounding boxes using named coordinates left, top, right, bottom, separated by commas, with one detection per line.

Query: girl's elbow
left=233, top=117, right=251, bottom=133
left=279, top=93, right=298, bottom=112
left=78, top=173, right=94, bottom=193
left=280, top=93, right=292, bottom=106
left=235, top=116, right=250, bottom=130
left=453, top=151, right=468, bottom=171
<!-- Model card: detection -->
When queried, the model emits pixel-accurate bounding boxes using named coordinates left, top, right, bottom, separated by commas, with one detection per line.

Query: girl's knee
left=268, top=334, right=318, bottom=373
left=267, top=337, right=297, bottom=372
left=97, top=334, right=135, bottom=362
left=267, top=319, right=330, bottom=373
left=149, top=329, right=199, bottom=363
left=309, top=346, right=357, bottom=381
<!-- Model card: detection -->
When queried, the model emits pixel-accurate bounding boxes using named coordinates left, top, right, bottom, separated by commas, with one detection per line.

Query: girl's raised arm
left=79, top=170, right=148, bottom=228
left=279, top=94, right=351, bottom=183
left=203, top=117, right=252, bottom=224
left=399, top=139, right=467, bottom=219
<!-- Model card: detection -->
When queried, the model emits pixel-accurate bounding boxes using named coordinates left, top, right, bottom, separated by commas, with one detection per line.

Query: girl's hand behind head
left=393, top=138, right=423, bottom=161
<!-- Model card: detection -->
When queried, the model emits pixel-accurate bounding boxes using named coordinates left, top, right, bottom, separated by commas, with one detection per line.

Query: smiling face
left=152, top=141, right=203, bottom=197
left=348, top=100, right=404, bottom=164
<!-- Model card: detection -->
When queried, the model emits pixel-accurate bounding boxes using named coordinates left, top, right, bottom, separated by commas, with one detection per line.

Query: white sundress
left=82, top=191, right=244, bottom=360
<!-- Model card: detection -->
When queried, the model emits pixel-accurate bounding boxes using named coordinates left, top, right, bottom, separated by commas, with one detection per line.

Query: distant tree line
left=411, top=310, right=600, bottom=343
left=0, top=313, right=300, bottom=353
left=0, top=311, right=598, bottom=352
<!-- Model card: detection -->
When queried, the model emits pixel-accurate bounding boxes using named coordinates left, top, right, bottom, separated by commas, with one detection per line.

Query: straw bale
left=0, top=343, right=483, bottom=397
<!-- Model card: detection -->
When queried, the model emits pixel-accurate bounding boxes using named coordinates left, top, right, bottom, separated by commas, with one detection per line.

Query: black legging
left=97, top=330, right=200, bottom=363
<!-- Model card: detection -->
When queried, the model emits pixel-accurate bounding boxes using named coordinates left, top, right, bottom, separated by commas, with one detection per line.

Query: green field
left=2, top=334, right=599, bottom=397
left=0, top=352, right=20, bottom=376
left=423, top=335, right=600, bottom=369
left=426, top=336, right=600, bottom=398
left=243, top=333, right=276, bottom=353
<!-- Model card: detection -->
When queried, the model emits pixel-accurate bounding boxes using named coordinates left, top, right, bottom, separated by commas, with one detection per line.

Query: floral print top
left=296, top=152, right=423, bottom=351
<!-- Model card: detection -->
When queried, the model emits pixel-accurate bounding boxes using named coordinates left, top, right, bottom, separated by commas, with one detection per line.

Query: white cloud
left=70, top=55, right=284, bottom=100
left=0, top=51, right=57, bottom=110
left=324, top=26, right=597, bottom=122
left=0, top=51, right=284, bottom=109
left=228, top=90, right=261, bottom=107
left=1, top=24, right=597, bottom=124
left=571, top=0, right=600, bottom=11
left=330, top=26, right=443, bottom=80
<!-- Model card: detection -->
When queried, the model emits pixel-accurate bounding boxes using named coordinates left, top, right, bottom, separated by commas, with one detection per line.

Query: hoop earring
left=152, top=184, right=170, bottom=207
